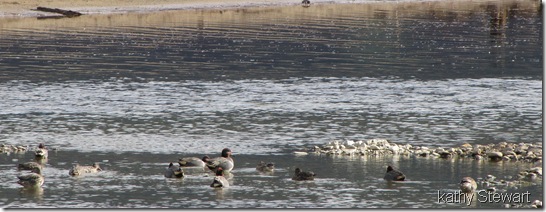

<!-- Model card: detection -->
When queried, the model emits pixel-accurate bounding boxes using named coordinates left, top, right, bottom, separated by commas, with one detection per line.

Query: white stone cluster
left=312, top=139, right=542, bottom=163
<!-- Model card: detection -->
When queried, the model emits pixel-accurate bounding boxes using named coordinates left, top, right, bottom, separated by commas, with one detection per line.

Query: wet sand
left=0, top=0, right=540, bottom=18
left=0, top=0, right=321, bottom=17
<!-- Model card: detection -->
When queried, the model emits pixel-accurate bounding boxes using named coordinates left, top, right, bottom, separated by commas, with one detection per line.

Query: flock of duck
left=165, top=147, right=412, bottom=187
left=12, top=142, right=542, bottom=208
left=15, top=143, right=102, bottom=190
left=14, top=144, right=407, bottom=190
left=166, top=147, right=318, bottom=187
left=164, top=148, right=237, bottom=188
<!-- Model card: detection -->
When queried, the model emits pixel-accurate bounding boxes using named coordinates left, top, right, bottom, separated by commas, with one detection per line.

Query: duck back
left=18, top=162, right=42, bottom=171
left=17, top=167, right=44, bottom=188
left=384, top=165, right=406, bottom=181
left=292, top=168, right=315, bottom=181
left=69, top=163, right=102, bottom=176
left=178, top=156, right=207, bottom=168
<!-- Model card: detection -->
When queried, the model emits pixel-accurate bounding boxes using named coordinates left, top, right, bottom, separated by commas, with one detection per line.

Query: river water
left=0, top=0, right=542, bottom=208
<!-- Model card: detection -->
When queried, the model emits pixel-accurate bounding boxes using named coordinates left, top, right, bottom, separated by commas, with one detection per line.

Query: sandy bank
left=0, top=0, right=539, bottom=34
left=0, top=0, right=329, bottom=18
left=0, top=0, right=540, bottom=18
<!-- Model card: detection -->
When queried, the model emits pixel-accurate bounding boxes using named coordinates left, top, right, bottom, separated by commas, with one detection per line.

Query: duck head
left=460, top=177, right=476, bottom=193
left=216, top=167, right=224, bottom=176
left=221, top=148, right=232, bottom=158
left=38, top=143, right=46, bottom=149
left=386, top=165, right=394, bottom=172
left=92, top=163, right=102, bottom=171
left=202, top=155, right=211, bottom=162
left=169, top=162, right=184, bottom=178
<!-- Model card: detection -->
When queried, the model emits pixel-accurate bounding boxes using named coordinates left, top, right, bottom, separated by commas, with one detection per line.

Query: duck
left=205, top=148, right=234, bottom=173
left=34, top=143, right=48, bottom=159
left=210, top=167, right=229, bottom=188
left=302, top=0, right=311, bottom=7
left=256, top=161, right=275, bottom=172
left=383, top=165, right=406, bottom=181
left=459, top=177, right=478, bottom=193
left=68, top=163, right=102, bottom=176
left=17, top=161, right=42, bottom=171
left=178, top=156, right=210, bottom=168
left=164, top=162, right=184, bottom=178
left=34, top=156, right=48, bottom=165
left=292, top=167, right=315, bottom=181
left=17, top=166, right=44, bottom=189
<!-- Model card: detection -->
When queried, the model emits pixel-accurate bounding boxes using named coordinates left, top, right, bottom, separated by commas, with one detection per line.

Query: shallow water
left=0, top=151, right=543, bottom=208
left=0, top=0, right=542, bottom=208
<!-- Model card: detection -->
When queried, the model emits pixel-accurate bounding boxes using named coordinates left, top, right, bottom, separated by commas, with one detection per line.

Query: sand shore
left=0, top=0, right=540, bottom=18
left=0, top=0, right=328, bottom=18
left=0, top=0, right=539, bottom=33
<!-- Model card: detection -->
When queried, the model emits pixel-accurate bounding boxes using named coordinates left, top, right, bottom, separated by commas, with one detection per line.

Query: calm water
left=0, top=0, right=542, bottom=208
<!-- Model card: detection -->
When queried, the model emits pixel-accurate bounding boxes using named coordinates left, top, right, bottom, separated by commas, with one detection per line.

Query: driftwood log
left=35, top=7, right=82, bottom=18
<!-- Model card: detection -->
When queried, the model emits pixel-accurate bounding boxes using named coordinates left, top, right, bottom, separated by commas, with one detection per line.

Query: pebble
left=532, top=200, right=543, bottom=208
left=293, top=151, right=308, bottom=156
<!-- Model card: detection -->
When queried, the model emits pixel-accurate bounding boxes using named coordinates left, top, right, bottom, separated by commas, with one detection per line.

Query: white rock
left=487, top=152, right=503, bottom=158
left=293, top=151, right=308, bottom=156
left=389, top=145, right=400, bottom=153
left=368, top=145, right=380, bottom=150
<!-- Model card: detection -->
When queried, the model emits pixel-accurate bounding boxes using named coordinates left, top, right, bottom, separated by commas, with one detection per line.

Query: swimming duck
left=292, top=168, right=316, bottom=181
left=205, top=148, right=234, bottom=173
left=164, top=162, right=184, bottom=178
left=459, top=177, right=478, bottom=193
left=383, top=165, right=406, bottom=181
left=256, top=161, right=275, bottom=172
left=210, top=167, right=230, bottom=188
left=302, top=0, right=311, bottom=7
left=17, top=166, right=44, bottom=189
left=34, top=143, right=48, bottom=159
left=18, top=162, right=42, bottom=171
left=34, top=156, right=48, bottom=165
left=178, top=156, right=210, bottom=168
left=68, top=163, right=102, bottom=176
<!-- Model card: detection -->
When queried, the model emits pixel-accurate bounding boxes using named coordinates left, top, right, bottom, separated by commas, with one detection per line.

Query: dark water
left=0, top=0, right=542, bottom=208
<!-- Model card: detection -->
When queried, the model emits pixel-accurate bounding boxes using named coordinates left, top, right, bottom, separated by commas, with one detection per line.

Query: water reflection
left=19, top=187, right=44, bottom=201
left=0, top=0, right=541, bottom=82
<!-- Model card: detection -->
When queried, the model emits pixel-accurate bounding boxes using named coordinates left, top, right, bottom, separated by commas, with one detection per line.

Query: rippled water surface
left=0, top=0, right=542, bottom=208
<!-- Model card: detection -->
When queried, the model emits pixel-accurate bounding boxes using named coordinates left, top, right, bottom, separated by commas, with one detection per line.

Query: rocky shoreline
left=310, top=138, right=543, bottom=164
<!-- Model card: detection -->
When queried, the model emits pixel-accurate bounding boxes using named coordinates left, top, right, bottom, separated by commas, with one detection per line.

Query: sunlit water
left=0, top=0, right=542, bottom=208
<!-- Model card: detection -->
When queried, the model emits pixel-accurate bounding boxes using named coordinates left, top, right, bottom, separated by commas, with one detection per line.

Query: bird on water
left=205, top=148, right=234, bottom=173
left=383, top=165, right=406, bottom=181
left=292, top=167, right=316, bottom=181
left=459, top=177, right=478, bottom=193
